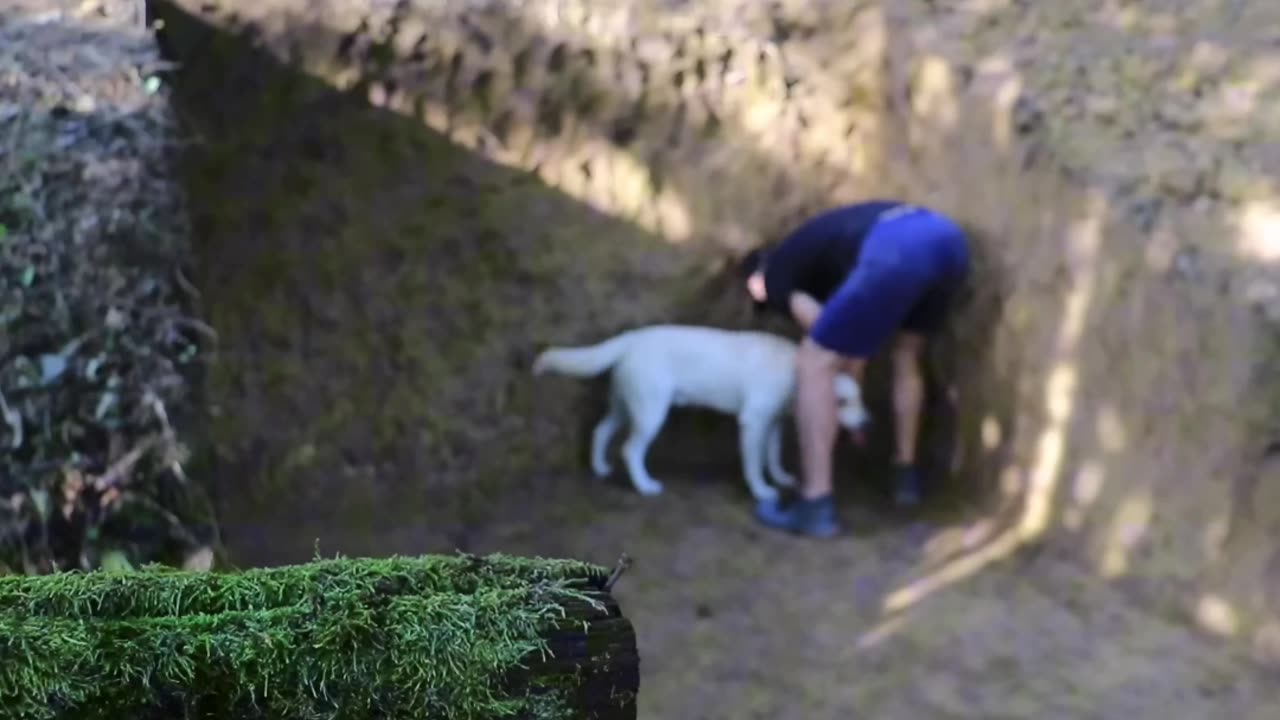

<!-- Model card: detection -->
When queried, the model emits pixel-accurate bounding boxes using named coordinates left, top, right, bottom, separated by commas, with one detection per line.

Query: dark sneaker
left=893, top=464, right=922, bottom=508
left=754, top=493, right=842, bottom=538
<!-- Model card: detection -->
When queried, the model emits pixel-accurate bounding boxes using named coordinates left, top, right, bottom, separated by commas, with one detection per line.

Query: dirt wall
left=157, top=0, right=1279, bottom=660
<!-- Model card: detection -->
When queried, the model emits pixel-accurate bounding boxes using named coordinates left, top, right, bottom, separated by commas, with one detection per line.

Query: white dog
left=532, top=324, right=869, bottom=501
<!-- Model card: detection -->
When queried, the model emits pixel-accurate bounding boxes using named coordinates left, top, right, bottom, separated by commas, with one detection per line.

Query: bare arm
left=788, top=291, right=824, bottom=331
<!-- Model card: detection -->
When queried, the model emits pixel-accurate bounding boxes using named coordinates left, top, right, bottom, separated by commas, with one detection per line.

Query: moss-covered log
left=0, top=553, right=639, bottom=720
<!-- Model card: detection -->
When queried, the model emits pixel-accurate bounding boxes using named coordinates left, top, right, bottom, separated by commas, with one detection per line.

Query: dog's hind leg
left=591, top=392, right=625, bottom=478
left=738, top=415, right=779, bottom=502
left=618, top=389, right=671, bottom=497
left=766, top=420, right=796, bottom=488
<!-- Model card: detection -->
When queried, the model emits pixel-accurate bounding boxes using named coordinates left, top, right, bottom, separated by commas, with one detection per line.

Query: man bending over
left=741, top=200, right=970, bottom=538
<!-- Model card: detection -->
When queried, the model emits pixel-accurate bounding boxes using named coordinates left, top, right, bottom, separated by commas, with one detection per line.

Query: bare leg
left=890, top=333, right=927, bottom=506
left=754, top=338, right=859, bottom=538
left=891, top=333, right=926, bottom=465
left=794, top=338, right=845, bottom=500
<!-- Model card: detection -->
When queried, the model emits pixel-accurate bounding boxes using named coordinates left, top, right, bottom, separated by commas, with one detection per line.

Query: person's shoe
left=893, top=463, right=922, bottom=508
left=754, top=493, right=842, bottom=538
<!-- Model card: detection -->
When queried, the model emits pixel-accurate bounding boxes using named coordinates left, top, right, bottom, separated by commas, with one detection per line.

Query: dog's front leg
left=738, top=416, right=778, bottom=502
left=766, top=420, right=796, bottom=488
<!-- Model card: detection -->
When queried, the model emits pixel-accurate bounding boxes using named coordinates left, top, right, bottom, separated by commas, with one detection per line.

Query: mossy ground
left=0, top=553, right=613, bottom=720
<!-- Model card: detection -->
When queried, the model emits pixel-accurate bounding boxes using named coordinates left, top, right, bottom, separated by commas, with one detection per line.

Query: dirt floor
left=219, top=466, right=1280, bottom=720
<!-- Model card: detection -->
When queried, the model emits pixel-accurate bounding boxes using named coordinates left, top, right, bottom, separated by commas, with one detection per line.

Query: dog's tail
left=532, top=332, right=636, bottom=378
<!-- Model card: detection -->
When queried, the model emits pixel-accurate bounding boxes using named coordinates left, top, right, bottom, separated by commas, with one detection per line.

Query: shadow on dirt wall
left=151, top=2, right=697, bottom=548
left=149, top=0, right=1022, bottom=562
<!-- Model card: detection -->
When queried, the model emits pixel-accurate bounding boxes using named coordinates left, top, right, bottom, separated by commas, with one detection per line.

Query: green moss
left=0, top=553, right=609, bottom=719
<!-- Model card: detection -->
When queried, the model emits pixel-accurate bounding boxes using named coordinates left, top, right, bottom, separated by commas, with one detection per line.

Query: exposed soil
left=149, top=2, right=1280, bottom=718
left=221, top=467, right=1280, bottom=720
